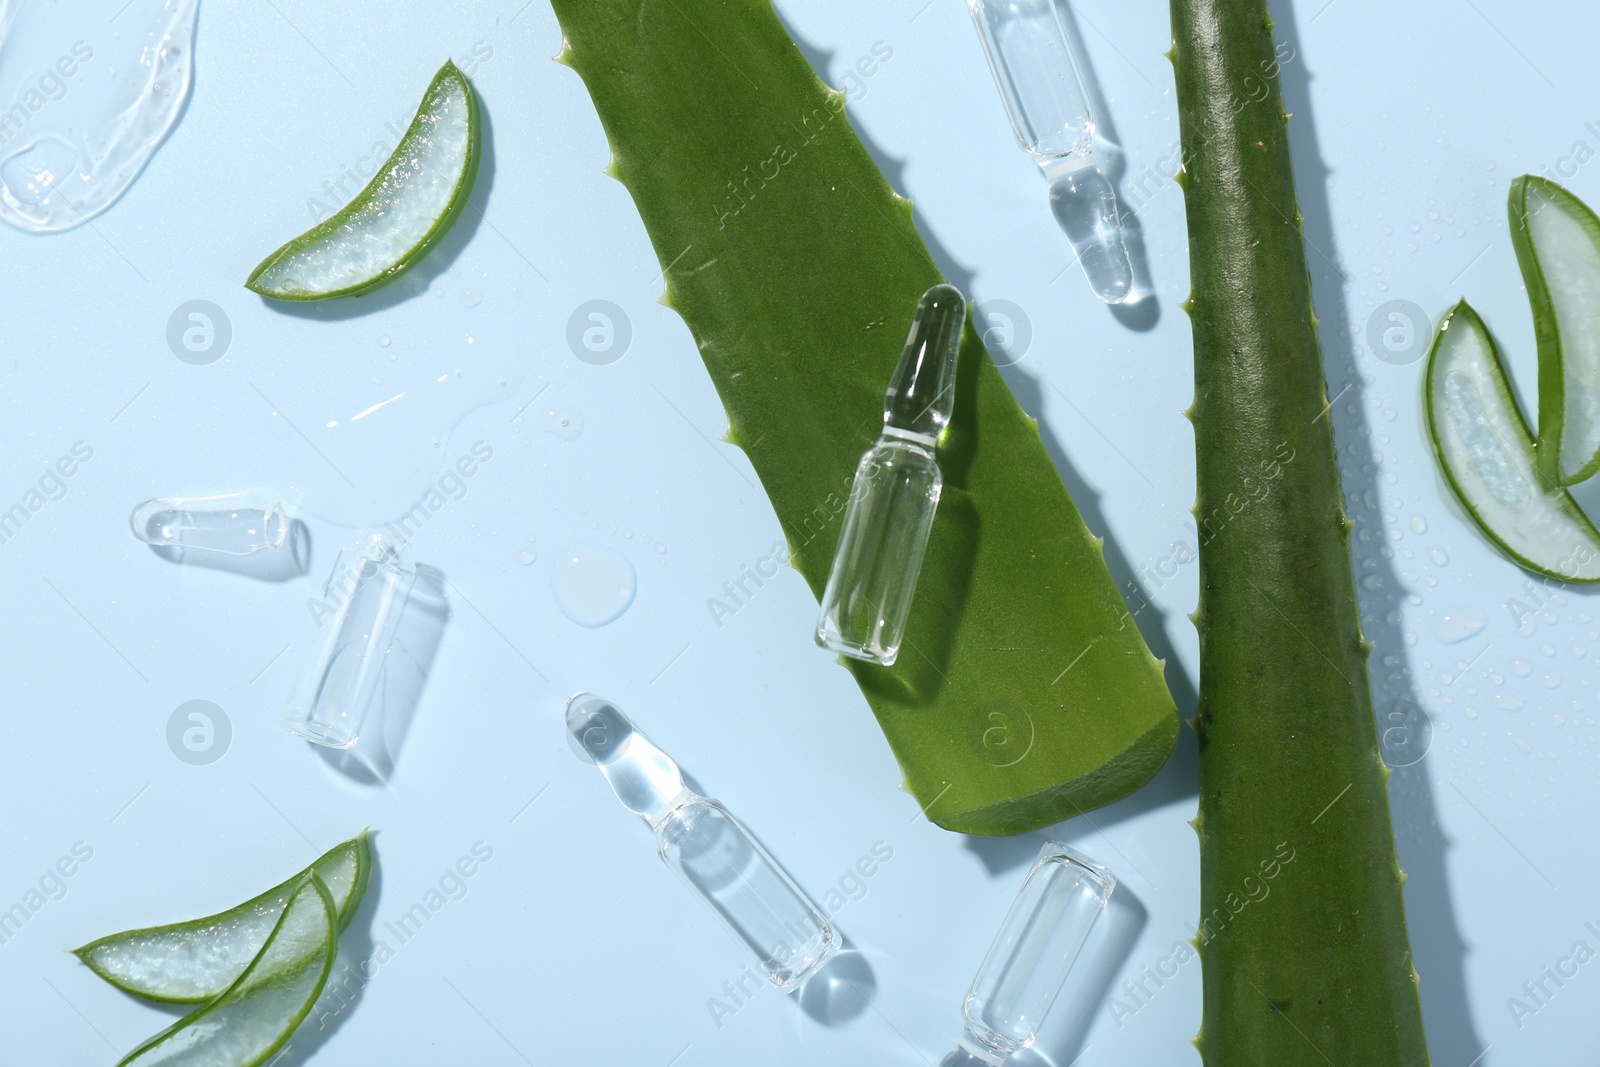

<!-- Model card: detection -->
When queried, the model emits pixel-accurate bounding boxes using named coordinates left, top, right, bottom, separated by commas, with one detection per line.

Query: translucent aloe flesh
left=116, top=876, right=337, bottom=1067
left=1514, top=176, right=1600, bottom=485
left=1169, top=0, right=1430, bottom=1061
left=75, top=833, right=369, bottom=1003
left=549, top=0, right=1177, bottom=834
left=1427, top=302, right=1600, bottom=581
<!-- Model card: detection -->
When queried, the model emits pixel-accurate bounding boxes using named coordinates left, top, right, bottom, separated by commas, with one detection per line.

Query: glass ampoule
left=565, top=694, right=839, bottom=990
left=942, top=843, right=1115, bottom=1065
left=815, top=283, right=965, bottom=667
left=130, top=493, right=287, bottom=556
left=282, top=531, right=418, bottom=750
left=967, top=0, right=1135, bottom=304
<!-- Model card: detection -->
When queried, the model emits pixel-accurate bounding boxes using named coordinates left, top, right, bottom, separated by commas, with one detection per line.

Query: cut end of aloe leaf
left=116, top=875, right=336, bottom=1067
left=246, top=61, right=480, bottom=301
left=75, top=833, right=371, bottom=1003
left=1511, top=175, right=1600, bottom=486
left=1426, top=300, right=1600, bottom=581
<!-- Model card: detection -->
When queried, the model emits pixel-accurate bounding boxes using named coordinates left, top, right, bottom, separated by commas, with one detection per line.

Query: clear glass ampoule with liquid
left=815, top=283, right=965, bottom=667
left=130, top=493, right=287, bottom=556
left=967, top=0, right=1134, bottom=303
left=566, top=694, right=840, bottom=990
left=943, top=842, right=1115, bottom=1065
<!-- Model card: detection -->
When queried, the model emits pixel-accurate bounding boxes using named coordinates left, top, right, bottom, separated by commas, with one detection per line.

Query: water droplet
left=1410, top=515, right=1427, bottom=534
left=1508, top=732, right=1531, bottom=754
left=461, top=289, right=482, bottom=308
left=379, top=335, right=391, bottom=347
left=1542, top=643, right=1558, bottom=657
left=1430, top=548, right=1449, bottom=566
left=1465, top=707, right=1479, bottom=719
left=1512, top=659, right=1532, bottom=677
left=540, top=409, right=584, bottom=440
left=1493, top=692, right=1524, bottom=711
left=518, top=549, right=537, bottom=566
left=1544, top=674, right=1561, bottom=689
left=1434, top=607, right=1486, bottom=643
left=552, top=542, right=637, bottom=627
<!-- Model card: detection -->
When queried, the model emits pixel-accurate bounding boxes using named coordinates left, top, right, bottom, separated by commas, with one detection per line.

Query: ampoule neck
left=1039, top=146, right=1098, bottom=181
left=883, top=283, right=966, bottom=443
left=565, top=693, right=699, bottom=828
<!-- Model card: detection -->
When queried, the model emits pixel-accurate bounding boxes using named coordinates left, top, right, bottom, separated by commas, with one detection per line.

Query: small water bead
left=1512, top=659, right=1532, bottom=677
left=1465, top=707, right=1479, bottom=719
left=518, top=549, right=537, bottom=566
left=1430, top=548, right=1449, bottom=566
left=540, top=409, right=584, bottom=440
left=1542, top=643, right=1558, bottom=657
left=1544, top=674, right=1562, bottom=689
left=1434, top=607, right=1486, bottom=643
left=1493, top=692, right=1525, bottom=711
left=461, top=290, right=482, bottom=308
left=380, top=335, right=392, bottom=347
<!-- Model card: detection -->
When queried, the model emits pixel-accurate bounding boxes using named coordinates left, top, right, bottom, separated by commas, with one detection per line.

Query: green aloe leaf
left=74, top=832, right=370, bottom=1003
left=549, top=0, right=1177, bottom=834
left=116, top=875, right=337, bottom=1067
left=1170, top=0, right=1430, bottom=1061
left=1512, top=175, right=1600, bottom=486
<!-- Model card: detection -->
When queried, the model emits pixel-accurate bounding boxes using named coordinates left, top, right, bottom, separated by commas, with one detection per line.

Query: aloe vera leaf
left=1510, top=175, right=1600, bottom=485
left=1426, top=301, right=1600, bottom=580
left=116, top=876, right=337, bottom=1067
left=246, top=61, right=480, bottom=301
left=549, top=0, right=1177, bottom=834
left=1168, top=0, right=1431, bottom=1061
left=75, top=832, right=369, bottom=1003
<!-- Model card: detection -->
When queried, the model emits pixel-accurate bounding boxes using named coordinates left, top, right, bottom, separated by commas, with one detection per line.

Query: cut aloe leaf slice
left=116, top=876, right=336, bottom=1067
left=1426, top=300, right=1600, bottom=581
left=74, top=832, right=369, bottom=1003
left=1511, top=175, right=1600, bottom=486
left=246, top=61, right=480, bottom=300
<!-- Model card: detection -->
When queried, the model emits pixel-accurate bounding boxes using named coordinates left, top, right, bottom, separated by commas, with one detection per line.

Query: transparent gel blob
left=0, top=0, right=197, bottom=232
left=552, top=542, right=637, bottom=627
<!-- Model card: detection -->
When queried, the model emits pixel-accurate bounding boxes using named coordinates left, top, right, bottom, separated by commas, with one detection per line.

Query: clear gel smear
left=0, top=0, right=197, bottom=233
left=566, top=694, right=840, bottom=990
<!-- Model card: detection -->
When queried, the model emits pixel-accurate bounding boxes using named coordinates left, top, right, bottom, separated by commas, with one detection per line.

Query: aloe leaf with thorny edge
left=549, top=0, right=1177, bottom=834
left=1170, top=0, right=1430, bottom=1061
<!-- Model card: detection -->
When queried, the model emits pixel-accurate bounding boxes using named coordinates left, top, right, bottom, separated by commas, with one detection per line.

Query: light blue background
left=0, top=0, right=1594, bottom=1063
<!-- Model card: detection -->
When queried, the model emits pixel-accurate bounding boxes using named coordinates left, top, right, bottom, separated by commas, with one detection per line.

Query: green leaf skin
left=1510, top=175, right=1600, bottom=486
left=74, top=832, right=370, bottom=1003
left=116, top=876, right=337, bottom=1067
left=549, top=0, right=1177, bottom=834
left=1169, top=1, right=1430, bottom=1063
